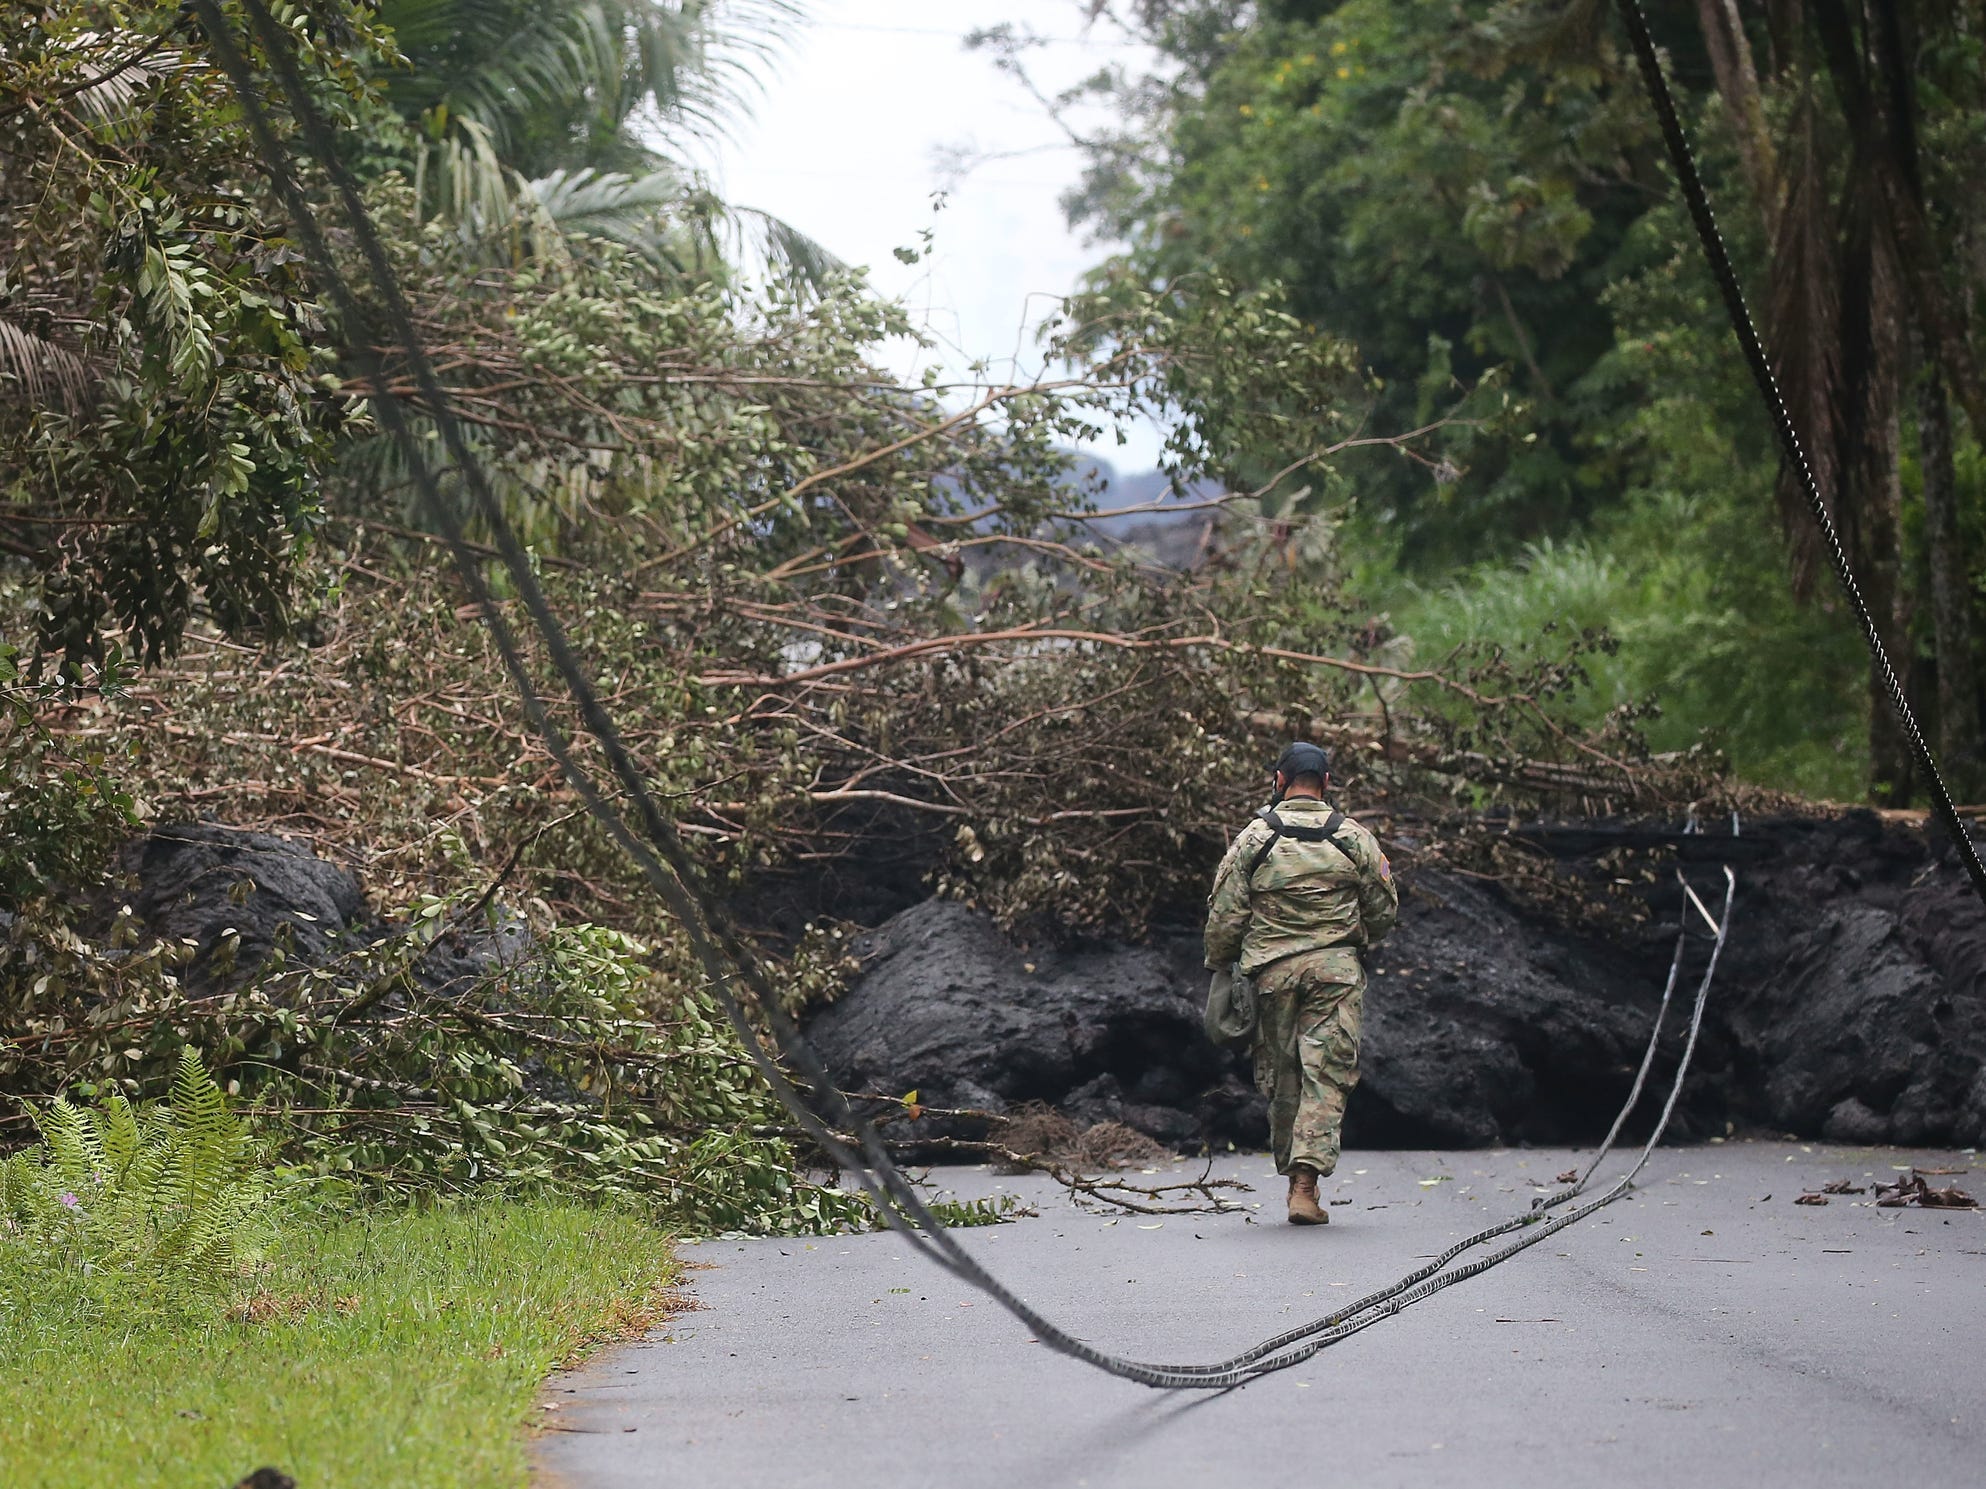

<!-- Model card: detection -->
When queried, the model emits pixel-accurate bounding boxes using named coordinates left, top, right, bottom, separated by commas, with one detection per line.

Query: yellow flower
left=1337, top=66, right=1351, bottom=79
left=1330, top=40, right=1348, bottom=57
left=1239, top=103, right=1254, bottom=117
left=1257, top=176, right=1271, bottom=191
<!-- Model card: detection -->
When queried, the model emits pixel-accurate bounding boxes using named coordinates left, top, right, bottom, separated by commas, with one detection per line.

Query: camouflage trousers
left=1251, top=951, right=1364, bottom=1178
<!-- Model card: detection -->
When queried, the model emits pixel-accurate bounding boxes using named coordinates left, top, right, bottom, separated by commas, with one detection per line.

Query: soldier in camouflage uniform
left=1204, top=742, right=1398, bottom=1225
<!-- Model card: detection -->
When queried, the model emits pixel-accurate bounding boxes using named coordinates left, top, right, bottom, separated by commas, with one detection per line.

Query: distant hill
left=1062, top=454, right=1223, bottom=519
left=1054, top=454, right=1223, bottom=570
left=941, top=452, right=1224, bottom=573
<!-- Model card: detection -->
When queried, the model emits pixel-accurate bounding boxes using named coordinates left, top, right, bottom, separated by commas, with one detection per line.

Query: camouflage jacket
left=1203, top=798, right=1399, bottom=980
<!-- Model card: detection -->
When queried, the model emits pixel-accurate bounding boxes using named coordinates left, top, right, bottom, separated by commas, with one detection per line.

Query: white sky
left=683, top=0, right=1166, bottom=470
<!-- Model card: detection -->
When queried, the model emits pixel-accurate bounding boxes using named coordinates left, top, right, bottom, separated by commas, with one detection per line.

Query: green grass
left=0, top=1198, right=677, bottom=1488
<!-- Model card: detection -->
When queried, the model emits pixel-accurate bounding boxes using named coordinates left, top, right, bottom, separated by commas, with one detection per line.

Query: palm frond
left=701, top=201, right=845, bottom=288
left=522, top=166, right=691, bottom=267
left=622, top=0, right=803, bottom=138
left=0, top=313, right=98, bottom=416
left=413, top=115, right=523, bottom=228
left=417, top=158, right=837, bottom=290
left=64, top=35, right=198, bottom=141
left=661, top=0, right=806, bottom=133
left=371, top=0, right=518, bottom=53
left=376, top=1, right=804, bottom=165
left=457, top=3, right=631, bottom=156
left=369, top=1, right=814, bottom=281
left=528, top=165, right=684, bottom=233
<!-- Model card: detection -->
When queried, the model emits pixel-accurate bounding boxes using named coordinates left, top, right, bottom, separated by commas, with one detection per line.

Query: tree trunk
left=1869, top=0, right=1986, bottom=442
left=1917, top=366, right=1986, bottom=794
left=1838, top=218, right=1914, bottom=803
left=1696, top=0, right=1778, bottom=209
left=1861, top=431, right=1913, bottom=806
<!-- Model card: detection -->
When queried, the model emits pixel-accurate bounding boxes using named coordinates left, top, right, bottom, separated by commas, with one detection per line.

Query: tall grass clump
left=1380, top=489, right=1870, bottom=801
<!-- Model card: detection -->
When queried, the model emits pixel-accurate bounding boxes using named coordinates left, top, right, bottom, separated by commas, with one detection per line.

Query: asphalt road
left=535, top=1143, right=1985, bottom=1489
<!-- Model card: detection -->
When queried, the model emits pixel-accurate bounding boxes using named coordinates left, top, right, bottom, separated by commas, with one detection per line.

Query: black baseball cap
left=1273, top=741, right=1331, bottom=779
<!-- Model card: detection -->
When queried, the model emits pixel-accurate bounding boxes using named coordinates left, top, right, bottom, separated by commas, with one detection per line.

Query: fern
left=37, top=1096, right=101, bottom=1190
left=0, top=1049, right=266, bottom=1288
left=99, top=1093, right=141, bottom=1184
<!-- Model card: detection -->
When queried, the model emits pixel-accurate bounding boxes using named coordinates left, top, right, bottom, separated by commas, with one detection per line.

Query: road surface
left=536, top=1143, right=1984, bottom=1488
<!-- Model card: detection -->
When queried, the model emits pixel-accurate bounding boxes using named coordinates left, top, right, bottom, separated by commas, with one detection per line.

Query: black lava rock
left=1715, top=813, right=1986, bottom=1147
left=99, top=823, right=531, bottom=997
left=104, top=823, right=370, bottom=984
left=805, top=813, right=1986, bottom=1152
left=804, top=899, right=1263, bottom=1149
left=1351, top=869, right=1669, bottom=1148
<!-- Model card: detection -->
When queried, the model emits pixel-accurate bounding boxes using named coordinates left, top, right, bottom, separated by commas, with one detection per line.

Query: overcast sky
left=683, top=0, right=1166, bottom=470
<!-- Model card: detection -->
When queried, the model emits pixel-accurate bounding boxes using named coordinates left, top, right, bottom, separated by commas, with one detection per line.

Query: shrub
left=1, top=1048, right=264, bottom=1288
left=0, top=636, right=138, bottom=907
left=2, top=898, right=870, bottom=1235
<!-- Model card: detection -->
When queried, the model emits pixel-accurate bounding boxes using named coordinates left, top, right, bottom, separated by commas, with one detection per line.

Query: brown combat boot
left=1287, top=1164, right=1328, bottom=1226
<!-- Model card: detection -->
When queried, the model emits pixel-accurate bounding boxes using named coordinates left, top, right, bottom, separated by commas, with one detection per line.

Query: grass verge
left=0, top=1198, right=677, bottom=1488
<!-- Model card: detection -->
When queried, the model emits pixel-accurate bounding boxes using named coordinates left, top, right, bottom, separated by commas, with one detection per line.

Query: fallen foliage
left=0, top=877, right=868, bottom=1232
left=993, top=1104, right=1174, bottom=1173
left=1873, top=1173, right=1978, bottom=1209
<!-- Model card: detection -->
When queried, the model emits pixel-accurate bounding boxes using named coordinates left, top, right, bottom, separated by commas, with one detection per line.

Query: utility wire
left=193, top=0, right=1239, bottom=1387
left=183, top=0, right=971, bottom=1292
left=1150, top=878, right=1712, bottom=1377
left=193, top=0, right=1734, bottom=1389
left=1612, top=0, right=1986, bottom=907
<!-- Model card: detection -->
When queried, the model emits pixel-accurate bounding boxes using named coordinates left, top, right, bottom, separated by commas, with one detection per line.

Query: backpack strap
left=1245, top=808, right=1284, bottom=880
left=1246, top=807, right=1358, bottom=882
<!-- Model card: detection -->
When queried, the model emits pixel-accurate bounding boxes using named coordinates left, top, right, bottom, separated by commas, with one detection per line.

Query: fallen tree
left=2, top=12, right=1734, bottom=1217
left=0, top=822, right=870, bottom=1230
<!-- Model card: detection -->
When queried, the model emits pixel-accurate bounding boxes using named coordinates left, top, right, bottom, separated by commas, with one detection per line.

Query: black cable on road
left=183, top=0, right=974, bottom=1296
left=191, top=0, right=1269, bottom=1390
left=1150, top=868, right=1732, bottom=1380
left=1612, top=0, right=1986, bottom=908
left=194, top=0, right=1739, bottom=1388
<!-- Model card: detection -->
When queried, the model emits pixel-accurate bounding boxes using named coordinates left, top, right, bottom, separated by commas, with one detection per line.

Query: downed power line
left=193, top=0, right=1742, bottom=1388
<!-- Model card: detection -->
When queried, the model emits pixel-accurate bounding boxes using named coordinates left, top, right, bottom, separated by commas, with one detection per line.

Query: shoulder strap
left=1246, top=808, right=1285, bottom=880
left=1247, top=808, right=1357, bottom=881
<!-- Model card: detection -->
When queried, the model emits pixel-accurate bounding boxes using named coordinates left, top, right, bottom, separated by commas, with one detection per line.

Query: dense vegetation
left=0, top=0, right=1650, bottom=1266
left=8, top=3, right=1979, bottom=1466
left=7, top=0, right=1967, bottom=1283
left=989, top=0, right=1986, bottom=802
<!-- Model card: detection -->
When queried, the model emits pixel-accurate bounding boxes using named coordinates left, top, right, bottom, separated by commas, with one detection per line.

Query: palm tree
left=1694, top=0, right=1986, bottom=799
left=369, top=0, right=836, bottom=281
